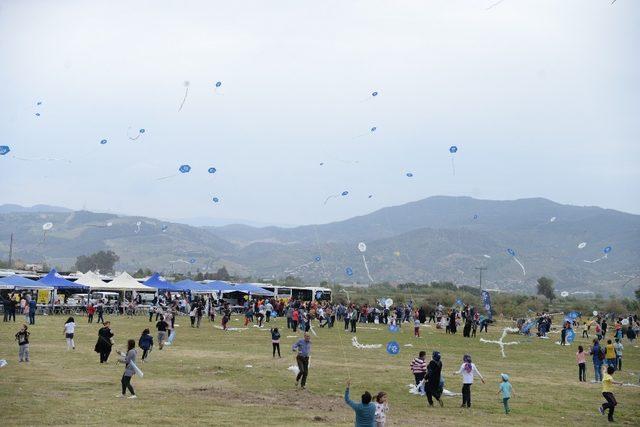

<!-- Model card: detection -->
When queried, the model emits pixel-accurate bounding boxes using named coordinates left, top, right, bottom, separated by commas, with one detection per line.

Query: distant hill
left=0, top=204, right=73, bottom=214
left=0, top=197, right=638, bottom=295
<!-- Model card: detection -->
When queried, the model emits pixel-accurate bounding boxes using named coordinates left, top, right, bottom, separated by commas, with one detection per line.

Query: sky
left=1, top=0, right=638, bottom=227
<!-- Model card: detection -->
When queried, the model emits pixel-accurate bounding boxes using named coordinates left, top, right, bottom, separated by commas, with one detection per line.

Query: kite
left=127, top=127, right=146, bottom=141
left=358, top=242, right=374, bottom=283
left=578, top=242, right=587, bottom=249
left=345, top=267, right=354, bottom=276
left=214, top=81, right=223, bottom=95
left=157, top=164, right=191, bottom=181
left=323, top=190, right=349, bottom=205
left=406, top=172, right=413, bottom=177
left=351, top=337, right=382, bottom=349
left=386, top=341, right=400, bottom=355
left=41, top=222, right=53, bottom=243
left=134, top=221, right=142, bottom=234
left=507, top=248, right=526, bottom=276
left=354, top=126, right=377, bottom=138
left=178, top=81, right=190, bottom=112
left=0, top=146, right=10, bottom=155
left=207, top=167, right=217, bottom=174
left=479, top=327, right=520, bottom=357
left=100, top=139, right=108, bottom=145
left=360, top=91, right=379, bottom=102
left=449, top=146, right=458, bottom=175
left=583, top=246, right=612, bottom=264
left=211, top=197, right=220, bottom=203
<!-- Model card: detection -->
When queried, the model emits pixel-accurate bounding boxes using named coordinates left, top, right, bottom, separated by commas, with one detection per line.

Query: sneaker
left=300, top=386, right=306, bottom=390
left=128, top=395, right=137, bottom=399
left=599, top=407, right=605, bottom=416
left=117, top=394, right=125, bottom=398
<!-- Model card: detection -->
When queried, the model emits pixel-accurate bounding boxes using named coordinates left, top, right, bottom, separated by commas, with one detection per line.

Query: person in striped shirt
left=410, top=351, right=428, bottom=391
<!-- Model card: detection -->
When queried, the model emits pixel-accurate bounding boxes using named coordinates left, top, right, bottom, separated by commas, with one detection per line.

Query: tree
left=75, top=250, right=120, bottom=274
left=213, top=266, right=230, bottom=281
left=636, top=287, right=640, bottom=302
left=536, top=276, right=555, bottom=302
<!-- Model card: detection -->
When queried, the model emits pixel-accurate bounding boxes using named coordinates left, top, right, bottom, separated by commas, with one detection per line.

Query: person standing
left=614, top=338, right=623, bottom=371
left=604, top=339, right=617, bottom=370
left=87, top=303, right=96, bottom=323
left=292, top=333, right=312, bottom=389
left=196, top=303, right=203, bottom=328
left=94, top=321, right=114, bottom=363
left=453, top=354, right=485, bottom=408
left=15, top=324, right=30, bottom=362
left=577, top=345, right=587, bottom=382
left=96, top=302, right=105, bottom=324
left=28, top=296, right=37, bottom=325
left=410, top=351, right=427, bottom=389
left=118, top=339, right=138, bottom=399
left=350, top=309, right=358, bottom=333
left=590, top=339, right=604, bottom=382
left=265, top=300, right=273, bottom=323
left=270, top=327, right=281, bottom=358
left=344, top=380, right=376, bottom=427
left=64, top=317, right=76, bottom=350
left=424, top=351, right=443, bottom=407
left=598, top=366, right=622, bottom=422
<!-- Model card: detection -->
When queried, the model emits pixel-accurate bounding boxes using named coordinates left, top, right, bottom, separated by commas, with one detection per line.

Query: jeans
left=503, top=397, right=510, bottom=414
left=272, top=343, right=280, bottom=357
left=29, top=312, right=35, bottom=325
left=296, top=355, right=309, bottom=387
left=578, top=363, right=586, bottom=382
left=19, top=344, right=30, bottom=361
left=142, top=348, right=149, bottom=360
left=121, top=375, right=135, bottom=396
left=601, top=392, right=617, bottom=421
left=594, top=362, right=603, bottom=381
left=462, top=383, right=472, bottom=407
left=350, top=319, right=357, bottom=333
left=617, top=356, right=622, bottom=371
left=414, top=372, right=425, bottom=386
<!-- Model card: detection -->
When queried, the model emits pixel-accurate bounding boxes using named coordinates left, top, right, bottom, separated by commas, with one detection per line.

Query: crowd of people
left=4, top=290, right=639, bottom=425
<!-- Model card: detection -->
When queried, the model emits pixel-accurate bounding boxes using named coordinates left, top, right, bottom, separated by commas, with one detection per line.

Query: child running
left=453, top=354, right=485, bottom=408
left=118, top=339, right=138, bottom=399
left=15, top=324, right=30, bottom=362
left=64, top=317, right=76, bottom=350
left=498, top=373, right=514, bottom=414
left=598, top=366, right=622, bottom=422
left=374, top=391, right=389, bottom=427
left=138, top=328, right=153, bottom=362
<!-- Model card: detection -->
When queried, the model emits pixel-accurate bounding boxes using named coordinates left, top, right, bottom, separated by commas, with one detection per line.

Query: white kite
left=479, top=327, right=520, bottom=358
left=351, top=336, right=382, bottom=349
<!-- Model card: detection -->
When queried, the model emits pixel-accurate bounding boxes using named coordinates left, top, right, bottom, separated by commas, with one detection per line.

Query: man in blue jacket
left=344, top=380, right=375, bottom=427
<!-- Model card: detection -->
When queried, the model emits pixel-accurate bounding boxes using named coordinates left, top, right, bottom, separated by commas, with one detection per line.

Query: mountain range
left=0, top=197, right=638, bottom=295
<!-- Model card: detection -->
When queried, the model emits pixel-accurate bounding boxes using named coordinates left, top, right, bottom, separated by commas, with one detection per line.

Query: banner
left=37, top=290, right=50, bottom=304
left=481, top=290, right=492, bottom=320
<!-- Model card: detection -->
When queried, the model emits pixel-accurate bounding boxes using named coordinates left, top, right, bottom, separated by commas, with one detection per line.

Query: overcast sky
left=1, top=0, right=638, bottom=226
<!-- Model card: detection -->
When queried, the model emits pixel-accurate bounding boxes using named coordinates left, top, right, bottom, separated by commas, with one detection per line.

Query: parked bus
left=258, top=285, right=331, bottom=302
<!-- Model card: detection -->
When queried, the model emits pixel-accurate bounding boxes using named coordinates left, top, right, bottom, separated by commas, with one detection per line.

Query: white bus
left=258, top=285, right=332, bottom=302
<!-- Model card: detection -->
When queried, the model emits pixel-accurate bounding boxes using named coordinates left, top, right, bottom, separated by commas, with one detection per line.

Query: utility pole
left=475, top=266, right=487, bottom=292
left=8, top=233, right=13, bottom=268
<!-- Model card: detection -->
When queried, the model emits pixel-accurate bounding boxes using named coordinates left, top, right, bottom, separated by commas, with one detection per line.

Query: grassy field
left=1, top=313, right=639, bottom=426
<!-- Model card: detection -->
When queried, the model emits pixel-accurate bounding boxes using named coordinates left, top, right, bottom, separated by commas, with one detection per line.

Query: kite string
left=178, top=86, right=189, bottom=112
left=313, top=224, right=351, bottom=382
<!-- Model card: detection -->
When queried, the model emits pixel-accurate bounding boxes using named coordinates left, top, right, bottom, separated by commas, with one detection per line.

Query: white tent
left=98, top=272, right=156, bottom=292
left=75, top=271, right=109, bottom=289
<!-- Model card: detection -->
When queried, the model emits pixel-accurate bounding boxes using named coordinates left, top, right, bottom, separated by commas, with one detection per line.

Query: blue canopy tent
left=144, top=273, right=187, bottom=292
left=174, top=279, right=208, bottom=293
left=233, top=283, right=275, bottom=297
left=0, top=275, right=52, bottom=290
left=201, top=280, right=236, bottom=293
left=38, top=269, right=89, bottom=290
